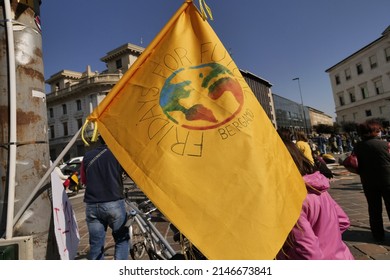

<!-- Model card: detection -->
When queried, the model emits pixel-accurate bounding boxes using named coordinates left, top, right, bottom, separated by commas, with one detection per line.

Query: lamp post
left=292, top=77, right=308, bottom=135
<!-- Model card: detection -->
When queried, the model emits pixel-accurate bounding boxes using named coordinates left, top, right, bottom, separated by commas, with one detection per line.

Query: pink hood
left=303, top=171, right=330, bottom=193
left=277, top=171, right=354, bottom=260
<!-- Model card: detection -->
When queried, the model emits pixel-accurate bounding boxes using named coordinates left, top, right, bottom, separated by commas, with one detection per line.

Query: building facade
left=272, top=93, right=309, bottom=133
left=46, top=43, right=144, bottom=161
left=240, top=70, right=276, bottom=127
left=326, top=25, right=390, bottom=127
left=307, top=106, right=333, bottom=128
left=272, top=94, right=333, bottom=135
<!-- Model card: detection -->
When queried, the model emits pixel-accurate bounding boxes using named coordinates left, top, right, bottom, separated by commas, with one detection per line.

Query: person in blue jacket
left=80, top=136, right=129, bottom=259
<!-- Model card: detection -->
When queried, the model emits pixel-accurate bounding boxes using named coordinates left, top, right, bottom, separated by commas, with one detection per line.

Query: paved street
left=69, top=161, right=390, bottom=260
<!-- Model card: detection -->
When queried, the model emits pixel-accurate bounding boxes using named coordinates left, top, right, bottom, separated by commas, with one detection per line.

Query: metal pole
left=1, top=0, right=54, bottom=259
left=293, top=77, right=308, bottom=134
left=3, top=0, right=17, bottom=240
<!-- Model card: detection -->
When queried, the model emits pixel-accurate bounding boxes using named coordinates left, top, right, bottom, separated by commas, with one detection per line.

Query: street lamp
left=292, top=77, right=308, bottom=135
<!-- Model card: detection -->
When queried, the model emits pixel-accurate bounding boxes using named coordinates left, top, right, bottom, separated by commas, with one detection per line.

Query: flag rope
left=198, top=0, right=213, bottom=20
left=81, top=119, right=99, bottom=146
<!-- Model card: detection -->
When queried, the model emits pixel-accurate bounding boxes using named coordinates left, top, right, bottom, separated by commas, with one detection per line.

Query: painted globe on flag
left=159, top=63, right=244, bottom=130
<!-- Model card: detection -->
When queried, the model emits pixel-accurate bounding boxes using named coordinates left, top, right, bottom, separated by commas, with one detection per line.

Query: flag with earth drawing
left=85, top=1, right=306, bottom=259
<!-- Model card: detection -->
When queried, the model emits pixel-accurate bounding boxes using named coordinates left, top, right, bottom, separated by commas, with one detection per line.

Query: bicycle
left=125, top=197, right=177, bottom=260
left=124, top=184, right=206, bottom=260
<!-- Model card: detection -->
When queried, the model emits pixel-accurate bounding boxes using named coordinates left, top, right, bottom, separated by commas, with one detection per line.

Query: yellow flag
left=87, top=1, right=306, bottom=259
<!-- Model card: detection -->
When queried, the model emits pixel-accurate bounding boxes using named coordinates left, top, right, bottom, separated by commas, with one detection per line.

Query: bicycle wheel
left=129, top=220, right=147, bottom=260
left=145, top=237, right=165, bottom=260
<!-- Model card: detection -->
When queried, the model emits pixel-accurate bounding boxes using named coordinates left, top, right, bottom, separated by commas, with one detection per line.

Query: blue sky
left=40, top=0, right=390, bottom=119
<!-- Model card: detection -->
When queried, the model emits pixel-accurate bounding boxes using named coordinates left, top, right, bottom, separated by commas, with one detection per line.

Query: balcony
left=46, top=73, right=122, bottom=101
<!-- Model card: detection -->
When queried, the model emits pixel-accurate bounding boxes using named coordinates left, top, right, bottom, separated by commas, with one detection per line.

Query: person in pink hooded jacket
left=277, top=141, right=354, bottom=260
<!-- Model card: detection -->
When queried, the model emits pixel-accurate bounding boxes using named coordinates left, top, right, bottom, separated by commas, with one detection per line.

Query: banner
left=86, top=1, right=306, bottom=259
left=50, top=166, right=80, bottom=260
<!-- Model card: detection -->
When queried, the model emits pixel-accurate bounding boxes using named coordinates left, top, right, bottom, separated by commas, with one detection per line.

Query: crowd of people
left=308, top=133, right=356, bottom=155
left=309, top=128, right=390, bottom=157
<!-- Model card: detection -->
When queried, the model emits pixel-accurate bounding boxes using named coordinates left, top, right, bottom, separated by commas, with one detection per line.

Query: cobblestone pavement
left=70, top=161, right=390, bottom=260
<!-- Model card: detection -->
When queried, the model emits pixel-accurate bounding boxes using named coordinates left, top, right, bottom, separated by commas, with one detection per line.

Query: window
left=338, top=94, right=345, bottom=106
left=76, top=99, right=82, bottom=111
left=63, top=122, right=68, bottom=136
left=77, top=118, right=83, bottom=129
left=348, top=90, right=356, bottom=103
left=50, top=125, right=55, bottom=139
left=369, top=55, right=377, bottom=69
left=385, top=47, right=390, bottom=62
left=365, top=110, right=372, bottom=117
left=352, top=112, right=358, bottom=120
left=49, top=108, right=54, bottom=118
left=335, top=75, right=340, bottom=85
left=360, top=85, right=368, bottom=99
left=356, top=63, right=363, bottom=75
left=374, top=79, right=384, bottom=95
left=344, top=68, right=351, bottom=80
left=116, top=59, right=122, bottom=69
left=62, top=104, right=67, bottom=115
left=379, top=105, right=386, bottom=115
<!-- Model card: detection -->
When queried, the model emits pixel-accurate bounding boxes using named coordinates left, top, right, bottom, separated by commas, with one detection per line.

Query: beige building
left=326, top=25, right=390, bottom=127
left=46, top=43, right=144, bottom=161
left=307, top=107, right=333, bottom=127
